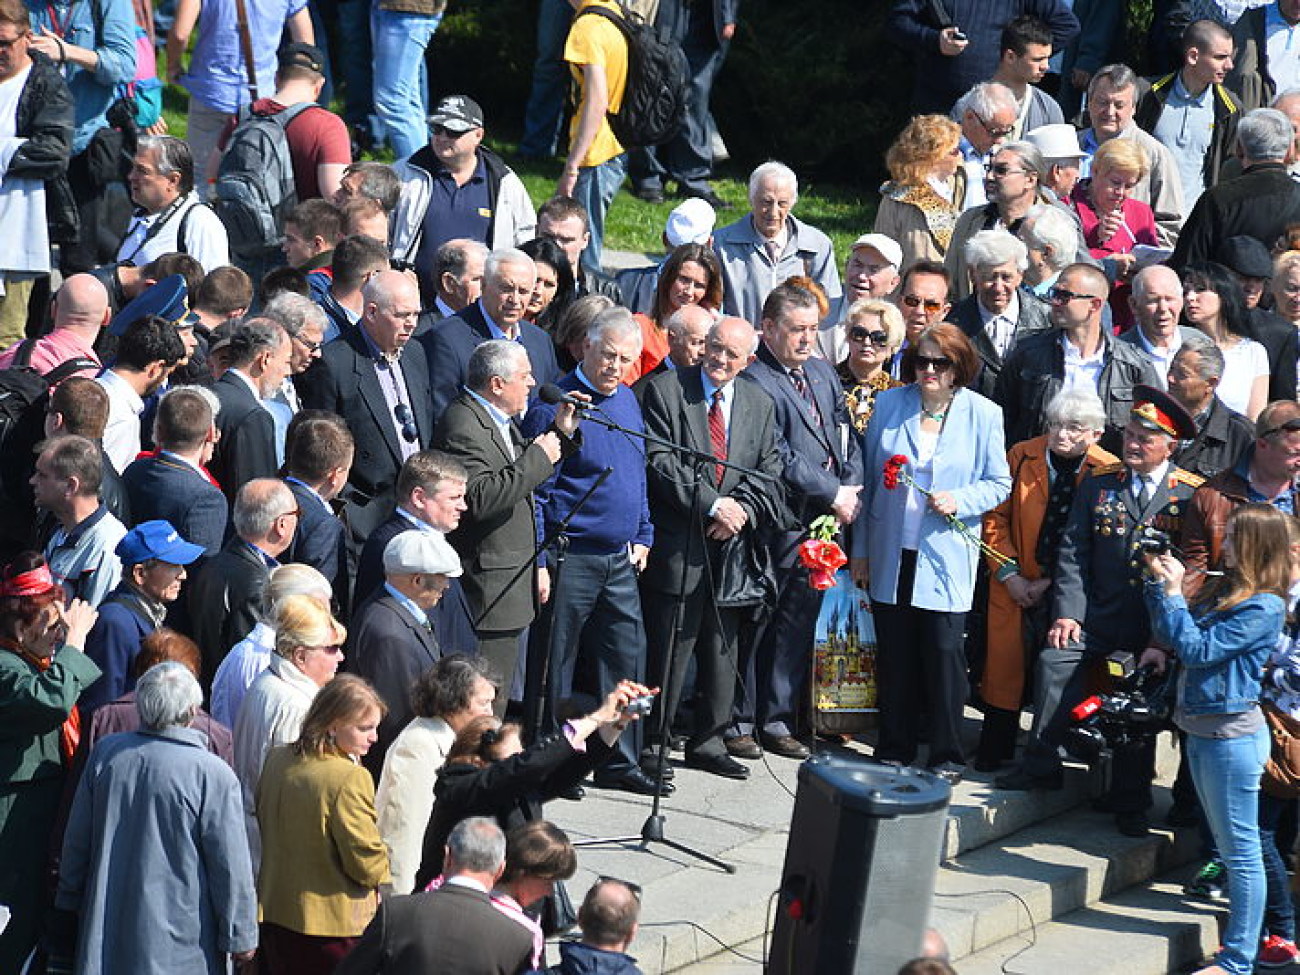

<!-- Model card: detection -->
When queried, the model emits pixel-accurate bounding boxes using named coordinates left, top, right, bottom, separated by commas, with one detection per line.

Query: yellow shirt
left=565, top=0, right=629, bottom=168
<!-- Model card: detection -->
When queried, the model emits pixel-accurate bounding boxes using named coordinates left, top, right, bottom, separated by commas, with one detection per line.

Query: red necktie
left=709, top=388, right=727, bottom=484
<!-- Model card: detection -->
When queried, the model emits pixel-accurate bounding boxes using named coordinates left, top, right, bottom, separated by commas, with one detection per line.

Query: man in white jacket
left=389, top=95, right=537, bottom=306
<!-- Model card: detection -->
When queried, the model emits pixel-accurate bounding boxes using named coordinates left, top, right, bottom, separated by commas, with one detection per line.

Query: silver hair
left=586, top=306, right=644, bottom=351
left=258, top=563, right=333, bottom=625
left=1272, top=88, right=1300, bottom=110
left=964, top=229, right=1028, bottom=272
left=1020, top=204, right=1078, bottom=272
left=227, top=317, right=288, bottom=369
left=232, top=478, right=296, bottom=540
left=951, top=81, right=1017, bottom=123
left=1238, top=108, right=1295, bottom=161
left=164, top=383, right=220, bottom=418
left=466, top=339, right=530, bottom=393
left=1176, top=330, right=1226, bottom=380
left=1088, top=63, right=1139, bottom=96
left=709, top=317, right=760, bottom=355
left=262, top=292, right=329, bottom=339
left=484, top=248, right=535, bottom=285
left=136, top=135, right=195, bottom=193
left=134, top=661, right=202, bottom=731
left=447, top=816, right=507, bottom=874
left=747, top=161, right=799, bottom=205
left=1130, top=264, right=1182, bottom=302
left=435, top=239, right=489, bottom=280
left=1043, top=387, right=1107, bottom=432
left=997, top=140, right=1045, bottom=179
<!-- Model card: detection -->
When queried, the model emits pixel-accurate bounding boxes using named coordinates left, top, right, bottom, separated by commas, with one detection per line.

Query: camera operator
left=996, top=387, right=1202, bottom=838
left=1140, top=503, right=1292, bottom=975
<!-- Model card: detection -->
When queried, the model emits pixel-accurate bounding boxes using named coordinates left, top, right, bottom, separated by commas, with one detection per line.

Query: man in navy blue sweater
left=521, top=307, right=666, bottom=796
left=889, top=0, right=1079, bottom=114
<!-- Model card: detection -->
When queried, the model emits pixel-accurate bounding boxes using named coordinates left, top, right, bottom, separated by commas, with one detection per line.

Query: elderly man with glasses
left=995, top=262, right=1160, bottom=452
left=951, top=82, right=1019, bottom=211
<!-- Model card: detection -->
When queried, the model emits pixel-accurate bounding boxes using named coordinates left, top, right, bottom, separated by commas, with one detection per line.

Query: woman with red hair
left=0, top=553, right=100, bottom=971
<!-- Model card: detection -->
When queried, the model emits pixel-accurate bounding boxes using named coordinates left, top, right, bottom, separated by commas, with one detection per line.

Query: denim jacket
left=1146, top=586, right=1285, bottom=716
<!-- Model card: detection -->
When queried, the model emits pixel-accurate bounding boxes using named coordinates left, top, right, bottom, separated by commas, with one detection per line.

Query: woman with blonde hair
left=257, top=674, right=390, bottom=974
left=1143, top=503, right=1292, bottom=975
left=1070, top=137, right=1158, bottom=327
left=233, top=593, right=347, bottom=861
left=875, top=115, right=966, bottom=270
left=837, top=298, right=904, bottom=433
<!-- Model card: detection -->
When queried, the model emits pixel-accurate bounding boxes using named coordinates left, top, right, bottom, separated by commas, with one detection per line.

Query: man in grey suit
left=734, top=282, right=863, bottom=761
left=336, top=817, right=533, bottom=975
left=349, top=530, right=463, bottom=778
left=641, top=317, right=785, bottom=779
left=945, top=229, right=1050, bottom=401
left=433, top=340, right=581, bottom=713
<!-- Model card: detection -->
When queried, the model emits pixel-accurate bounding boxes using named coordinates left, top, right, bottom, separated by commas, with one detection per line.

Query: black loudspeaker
left=767, top=755, right=950, bottom=974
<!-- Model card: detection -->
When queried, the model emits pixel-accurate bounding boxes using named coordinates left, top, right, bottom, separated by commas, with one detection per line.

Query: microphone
left=538, top=383, right=591, bottom=410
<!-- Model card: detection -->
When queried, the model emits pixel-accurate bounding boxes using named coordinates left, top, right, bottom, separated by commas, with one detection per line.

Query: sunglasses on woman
left=848, top=327, right=890, bottom=347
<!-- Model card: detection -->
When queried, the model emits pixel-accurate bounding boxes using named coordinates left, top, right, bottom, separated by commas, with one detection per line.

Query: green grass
left=158, top=71, right=879, bottom=258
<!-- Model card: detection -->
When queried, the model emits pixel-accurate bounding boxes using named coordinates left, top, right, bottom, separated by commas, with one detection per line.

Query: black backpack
left=214, top=102, right=313, bottom=259
left=578, top=4, right=689, bottom=149
left=0, top=341, right=100, bottom=502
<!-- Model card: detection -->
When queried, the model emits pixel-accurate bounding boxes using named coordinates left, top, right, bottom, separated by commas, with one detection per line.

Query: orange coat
left=980, top=435, right=1118, bottom=710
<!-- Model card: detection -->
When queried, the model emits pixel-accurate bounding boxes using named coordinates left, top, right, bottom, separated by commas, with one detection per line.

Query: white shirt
left=1217, top=337, right=1269, bottom=416
left=116, top=191, right=231, bottom=272
left=1268, top=3, right=1300, bottom=98
left=978, top=293, right=1020, bottom=360
left=901, top=428, right=939, bottom=549
left=1060, top=332, right=1107, bottom=393
left=97, top=369, right=145, bottom=472
left=1133, top=325, right=1184, bottom=390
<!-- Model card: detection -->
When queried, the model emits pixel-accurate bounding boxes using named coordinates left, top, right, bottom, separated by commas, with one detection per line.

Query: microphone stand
left=568, top=403, right=779, bottom=874
left=477, top=466, right=614, bottom=745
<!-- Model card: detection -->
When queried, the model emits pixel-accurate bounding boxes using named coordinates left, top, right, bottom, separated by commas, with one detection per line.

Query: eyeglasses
left=309, top=644, right=344, bottom=656
left=431, top=124, right=471, bottom=138
left=294, top=334, right=323, bottom=354
left=901, top=294, right=944, bottom=312
left=977, top=115, right=1015, bottom=140
left=848, top=326, right=890, bottom=347
left=914, top=355, right=953, bottom=373
left=985, top=163, right=1030, bottom=177
left=597, top=876, right=642, bottom=901
left=395, top=403, right=419, bottom=443
left=1262, top=417, right=1300, bottom=439
left=1047, top=286, right=1103, bottom=305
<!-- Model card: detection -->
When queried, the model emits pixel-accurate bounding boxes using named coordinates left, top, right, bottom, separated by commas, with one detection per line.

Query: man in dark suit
left=997, top=388, right=1202, bottom=837
left=188, top=478, right=299, bottom=685
left=350, top=530, right=462, bottom=777
left=299, top=270, right=435, bottom=544
left=631, top=304, right=712, bottom=401
left=414, top=238, right=487, bottom=327
left=122, top=386, right=228, bottom=556
left=946, top=229, right=1051, bottom=401
left=208, top=319, right=292, bottom=504
left=421, top=248, right=561, bottom=422
left=336, top=817, right=532, bottom=975
left=433, top=340, right=580, bottom=714
left=282, top=412, right=354, bottom=617
left=352, top=452, right=472, bottom=654
left=734, top=282, right=863, bottom=761
left=641, top=317, right=784, bottom=779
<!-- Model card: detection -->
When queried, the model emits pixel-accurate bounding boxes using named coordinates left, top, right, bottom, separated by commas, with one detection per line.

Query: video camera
left=1062, top=652, right=1176, bottom=765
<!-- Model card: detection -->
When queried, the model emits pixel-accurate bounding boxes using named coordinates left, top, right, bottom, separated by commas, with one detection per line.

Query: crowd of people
left=8, top=0, right=1300, bottom=973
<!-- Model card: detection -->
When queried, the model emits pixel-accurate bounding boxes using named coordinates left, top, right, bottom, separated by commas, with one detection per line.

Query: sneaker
left=1259, top=934, right=1300, bottom=968
left=1183, top=859, right=1227, bottom=901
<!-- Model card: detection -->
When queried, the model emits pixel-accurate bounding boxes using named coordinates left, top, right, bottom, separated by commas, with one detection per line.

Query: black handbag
left=714, top=530, right=775, bottom=608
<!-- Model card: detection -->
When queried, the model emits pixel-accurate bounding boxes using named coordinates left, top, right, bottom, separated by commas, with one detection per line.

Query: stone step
left=957, top=869, right=1222, bottom=975
left=935, top=807, right=1202, bottom=960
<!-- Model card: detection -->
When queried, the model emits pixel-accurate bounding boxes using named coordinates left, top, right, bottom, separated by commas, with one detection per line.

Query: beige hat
left=1025, top=123, right=1085, bottom=161
left=849, top=233, right=903, bottom=268
left=665, top=197, right=717, bottom=247
left=383, top=530, right=463, bottom=577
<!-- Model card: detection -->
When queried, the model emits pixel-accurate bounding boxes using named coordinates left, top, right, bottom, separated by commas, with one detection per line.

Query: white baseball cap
left=665, top=197, right=717, bottom=247
left=849, top=233, right=903, bottom=268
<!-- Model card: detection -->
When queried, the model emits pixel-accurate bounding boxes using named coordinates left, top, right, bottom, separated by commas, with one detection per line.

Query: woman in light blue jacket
left=1143, top=503, right=1292, bottom=975
left=851, top=323, right=1010, bottom=784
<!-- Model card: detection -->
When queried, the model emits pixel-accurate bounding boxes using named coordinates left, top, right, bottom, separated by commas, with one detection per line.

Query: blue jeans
left=573, top=154, right=626, bottom=275
left=1187, top=725, right=1270, bottom=974
left=371, top=7, right=441, bottom=159
left=519, top=0, right=573, bottom=157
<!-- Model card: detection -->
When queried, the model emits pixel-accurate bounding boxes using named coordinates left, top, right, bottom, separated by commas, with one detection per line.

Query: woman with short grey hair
left=977, top=386, right=1118, bottom=771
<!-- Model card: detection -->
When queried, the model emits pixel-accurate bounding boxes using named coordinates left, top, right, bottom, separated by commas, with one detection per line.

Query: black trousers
left=871, top=549, right=968, bottom=768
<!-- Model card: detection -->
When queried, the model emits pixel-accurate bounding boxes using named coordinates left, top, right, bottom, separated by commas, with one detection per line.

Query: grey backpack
left=214, top=102, right=312, bottom=258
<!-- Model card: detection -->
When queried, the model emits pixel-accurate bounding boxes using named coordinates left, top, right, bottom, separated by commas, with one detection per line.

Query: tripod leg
left=646, top=836, right=736, bottom=874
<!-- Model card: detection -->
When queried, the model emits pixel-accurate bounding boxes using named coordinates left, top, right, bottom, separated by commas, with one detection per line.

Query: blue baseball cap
left=109, top=275, right=198, bottom=337
left=115, top=520, right=206, bottom=566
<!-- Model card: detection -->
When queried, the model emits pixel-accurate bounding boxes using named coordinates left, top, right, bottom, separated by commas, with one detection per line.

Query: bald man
left=300, top=270, right=436, bottom=542
left=1117, top=265, right=1199, bottom=389
left=639, top=316, right=787, bottom=779
left=0, top=273, right=110, bottom=377
left=633, top=304, right=712, bottom=398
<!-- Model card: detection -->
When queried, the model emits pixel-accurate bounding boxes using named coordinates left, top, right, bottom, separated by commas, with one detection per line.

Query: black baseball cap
left=279, top=42, right=326, bottom=75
